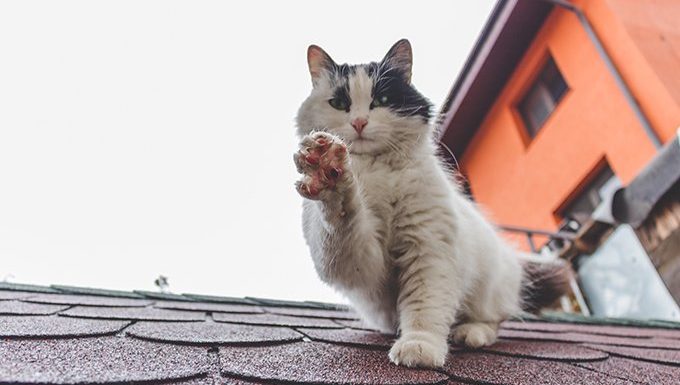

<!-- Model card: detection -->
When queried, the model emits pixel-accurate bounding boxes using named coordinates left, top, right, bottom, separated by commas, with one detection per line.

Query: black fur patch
left=331, top=81, right=351, bottom=113
left=370, top=61, right=431, bottom=121
left=326, top=61, right=432, bottom=123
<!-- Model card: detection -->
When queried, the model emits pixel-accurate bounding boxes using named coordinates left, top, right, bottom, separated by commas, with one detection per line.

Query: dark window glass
left=561, top=165, right=616, bottom=225
left=518, top=56, right=568, bottom=137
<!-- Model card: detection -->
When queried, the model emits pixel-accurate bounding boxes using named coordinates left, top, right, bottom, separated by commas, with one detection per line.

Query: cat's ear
left=307, top=45, right=336, bottom=86
left=382, top=39, right=413, bottom=84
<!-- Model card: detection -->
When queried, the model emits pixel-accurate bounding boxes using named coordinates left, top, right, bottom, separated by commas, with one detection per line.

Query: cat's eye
left=329, top=97, right=349, bottom=111
left=371, top=95, right=389, bottom=108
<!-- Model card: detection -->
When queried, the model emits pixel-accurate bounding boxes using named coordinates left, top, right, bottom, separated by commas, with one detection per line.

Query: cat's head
left=296, top=39, right=433, bottom=155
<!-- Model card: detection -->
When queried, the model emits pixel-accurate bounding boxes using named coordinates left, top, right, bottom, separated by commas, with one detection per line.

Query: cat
left=294, top=39, right=570, bottom=368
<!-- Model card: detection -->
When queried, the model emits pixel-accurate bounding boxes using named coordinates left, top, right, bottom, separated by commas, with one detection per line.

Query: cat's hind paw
left=388, top=331, right=448, bottom=368
left=294, top=132, right=349, bottom=200
left=452, top=322, right=498, bottom=348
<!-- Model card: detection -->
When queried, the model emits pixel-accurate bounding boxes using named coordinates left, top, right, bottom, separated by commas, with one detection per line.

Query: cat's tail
left=519, top=255, right=573, bottom=313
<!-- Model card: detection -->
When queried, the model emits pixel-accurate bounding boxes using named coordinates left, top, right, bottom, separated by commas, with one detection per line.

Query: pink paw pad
left=295, top=133, right=348, bottom=199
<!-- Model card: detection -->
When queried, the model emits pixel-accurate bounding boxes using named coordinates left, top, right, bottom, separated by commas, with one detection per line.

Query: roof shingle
left=1, top=284, right=679, bottom=385
left=154, top=300, right=264, bottom=314
left=443, top=352, right=635, bottom=385
left=0, top=315, right=129, bottom=338
left=213, top=312, right=343, bottom=328
left=24, top=293, right=153, bottom=307
left=61, top=305, right=206, bottom=322
left=0, top=337, right=210, bottom=384
left=219, top=341, right=448, bottom=384
left=127, top=321, right=303, bottom=346
left=0, top=300, right=68, bottom=316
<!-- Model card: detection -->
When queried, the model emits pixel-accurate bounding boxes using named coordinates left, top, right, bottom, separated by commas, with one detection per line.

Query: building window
left=560, top=164, right=618, bottom=226
left=518, top=56, right=568, bottom=137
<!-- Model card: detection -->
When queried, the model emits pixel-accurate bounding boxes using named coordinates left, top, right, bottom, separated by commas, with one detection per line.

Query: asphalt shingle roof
left=1, top=282, right=679, bottom=384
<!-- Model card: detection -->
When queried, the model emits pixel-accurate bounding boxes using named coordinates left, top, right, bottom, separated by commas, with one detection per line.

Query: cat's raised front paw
left=388, top=331, right=448, bottom=368
left=294, top=132, right=348, bottom=200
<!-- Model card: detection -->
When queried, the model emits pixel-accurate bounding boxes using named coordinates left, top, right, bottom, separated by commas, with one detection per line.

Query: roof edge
left=437, top=0, right=554, bottom=158
left=437, top=0, right=515, bottom=134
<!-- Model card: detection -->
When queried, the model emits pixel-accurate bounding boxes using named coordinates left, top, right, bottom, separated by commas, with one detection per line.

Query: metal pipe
left=570, top=276, right=591, bottom=316
left=539, top=0, right=662, bottom=149
left=499, top=224, right=576, bottom=240
left=526, top=232, right=537, bottom=253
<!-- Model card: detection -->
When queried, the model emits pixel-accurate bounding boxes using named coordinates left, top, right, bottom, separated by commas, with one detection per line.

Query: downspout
left=540, top=0, right=662, bottom=149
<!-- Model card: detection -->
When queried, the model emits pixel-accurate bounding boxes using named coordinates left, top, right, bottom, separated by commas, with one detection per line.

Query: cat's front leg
left=294, top=132, right=388, bottom=311
left=388, top=244, right=463, bottom=368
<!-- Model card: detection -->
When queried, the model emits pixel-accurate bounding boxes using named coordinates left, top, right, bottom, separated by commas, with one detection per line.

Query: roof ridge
left=0, top=282, right=349, bottom=311
left=514, top=311, right=680, bottom=330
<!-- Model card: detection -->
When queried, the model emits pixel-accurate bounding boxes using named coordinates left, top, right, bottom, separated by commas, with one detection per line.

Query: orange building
left=440, top=0, right=680, bottom=315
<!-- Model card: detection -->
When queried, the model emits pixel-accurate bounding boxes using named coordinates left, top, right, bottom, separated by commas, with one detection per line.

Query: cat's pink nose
left=351, top=118, right=368, bottom=134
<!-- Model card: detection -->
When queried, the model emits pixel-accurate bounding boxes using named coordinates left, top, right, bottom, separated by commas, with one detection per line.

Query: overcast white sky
left=0, top=1, right=495, bottom=303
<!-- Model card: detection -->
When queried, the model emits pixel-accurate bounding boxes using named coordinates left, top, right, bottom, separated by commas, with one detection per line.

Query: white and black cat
left=294, top=39, right=569, bottom=368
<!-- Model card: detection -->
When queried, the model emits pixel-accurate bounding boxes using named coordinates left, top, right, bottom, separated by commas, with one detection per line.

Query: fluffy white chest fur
left=294, top=39, right=568, bottom=368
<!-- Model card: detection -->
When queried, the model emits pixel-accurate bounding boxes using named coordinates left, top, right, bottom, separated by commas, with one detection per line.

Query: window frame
left=554, top=158, right=619, bottom=226
left=511, top=52, right=570, bottom=146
